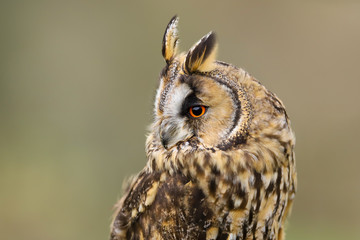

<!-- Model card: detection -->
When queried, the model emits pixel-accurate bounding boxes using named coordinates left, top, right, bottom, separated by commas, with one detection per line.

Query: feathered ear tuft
left=162, top=15, right=179, bottom=63
left=184, top=32, right=218, bottom=74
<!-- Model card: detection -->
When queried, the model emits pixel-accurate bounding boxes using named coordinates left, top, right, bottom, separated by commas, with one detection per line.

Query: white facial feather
left=163, top=83, right=191, bottom=116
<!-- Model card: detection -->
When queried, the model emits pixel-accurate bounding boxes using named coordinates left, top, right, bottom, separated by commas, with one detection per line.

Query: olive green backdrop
left=1, top=1, right=359, bottom=239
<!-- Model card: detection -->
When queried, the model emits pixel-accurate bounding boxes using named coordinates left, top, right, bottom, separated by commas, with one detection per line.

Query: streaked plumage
left=110, top=16, right=297, bottom=240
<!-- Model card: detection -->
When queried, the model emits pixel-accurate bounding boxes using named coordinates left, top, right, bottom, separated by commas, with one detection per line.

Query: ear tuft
left=162, top=15, right=179, bottom=63
left=184, top=32, right=218, bottom=74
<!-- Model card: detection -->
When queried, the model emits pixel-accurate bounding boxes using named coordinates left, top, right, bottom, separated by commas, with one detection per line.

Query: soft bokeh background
left=1, top=1, right=359, bottom=239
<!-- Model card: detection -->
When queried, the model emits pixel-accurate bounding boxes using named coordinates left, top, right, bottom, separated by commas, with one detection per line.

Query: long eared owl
left=110, top=16, right=296, bottom=240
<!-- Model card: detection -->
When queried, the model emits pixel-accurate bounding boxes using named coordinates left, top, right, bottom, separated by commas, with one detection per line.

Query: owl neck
left=145, top=132, right=290, bottom=179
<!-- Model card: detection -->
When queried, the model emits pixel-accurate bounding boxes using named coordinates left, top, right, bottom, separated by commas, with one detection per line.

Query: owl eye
left=189, top=105, right=206, bottom=118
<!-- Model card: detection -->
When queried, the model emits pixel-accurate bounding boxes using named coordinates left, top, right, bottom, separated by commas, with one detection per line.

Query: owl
left=110, top=16, right=296, bottom=240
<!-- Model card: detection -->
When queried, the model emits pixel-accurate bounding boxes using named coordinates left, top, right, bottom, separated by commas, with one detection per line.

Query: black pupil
left=191, top=106, right=203, bottom=116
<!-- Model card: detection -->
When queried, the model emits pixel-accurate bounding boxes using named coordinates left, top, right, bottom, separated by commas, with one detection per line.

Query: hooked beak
left=159, top=118, right=192, bottom=149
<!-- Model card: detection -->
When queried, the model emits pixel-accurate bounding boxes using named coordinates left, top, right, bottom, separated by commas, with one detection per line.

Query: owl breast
left=145, top=134, right=294, bottom=240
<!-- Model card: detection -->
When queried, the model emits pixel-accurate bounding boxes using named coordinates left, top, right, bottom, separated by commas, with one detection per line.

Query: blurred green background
left=1, top=1, right=359, bottom=239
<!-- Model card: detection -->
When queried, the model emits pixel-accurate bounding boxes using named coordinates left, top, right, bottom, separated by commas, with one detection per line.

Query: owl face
left=151, top=16, right=290, bottom=153
left=156, top=72, right=238, bottom=149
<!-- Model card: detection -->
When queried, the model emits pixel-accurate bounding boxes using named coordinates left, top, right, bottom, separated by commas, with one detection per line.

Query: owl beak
left=160, top=133, right=170, bottom=149
left=159, top=119, right=192, bottom=149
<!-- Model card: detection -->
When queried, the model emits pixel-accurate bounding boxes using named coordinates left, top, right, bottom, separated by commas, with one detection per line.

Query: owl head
left=150, top=16, right=291, bottom=152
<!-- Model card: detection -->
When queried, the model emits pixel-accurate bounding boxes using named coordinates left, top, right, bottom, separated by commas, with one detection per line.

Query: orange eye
left=189, top=105, right=206, bottom=118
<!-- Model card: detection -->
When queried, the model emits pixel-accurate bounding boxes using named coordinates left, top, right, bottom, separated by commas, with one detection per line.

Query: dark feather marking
left=211, top=164, right=220, bottom=176
left=240, top=194, right=248, bottom=209
left=270, top=168, right=283, bottom=222
left=179, top=74, right=186, bottom=83
left=234, top=182, right=246, bottom=199
left=242, top=208, right=254, bottom=239
left=217, top=133, right=247, bottom=151
left=227, top=197, right=234, bottom=209
left=216, top=232, right=229, bottom=240
left=283, top=181, right=288, bottom=192
left=194, top=161, right=205, bottom=177
left=242, top=219, right=249, bottom=240
left=185, top=32, right=216, bottom=74
left=209, top=178, right=217, bottom=196
left=278, top=202, right=286, bottom=222
left=237, top=164, right=246, bottom=174
left=207, top=147, right=216, bottom=153
left=252, top=220, right=258, bottom=240
left=254, top=170, right=263, bottom=211
left=265, top=181, right=275, bottom=198
left=248, top=207, right=254, bottom=225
